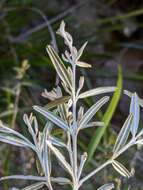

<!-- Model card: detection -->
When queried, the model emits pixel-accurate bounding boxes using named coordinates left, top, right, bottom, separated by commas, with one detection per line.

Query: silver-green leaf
left=78, top=87, right=116, bottom=99
left=79, top=96, right=109, bottom=129
left=33, top=105, right=69, bottom=131
left=46, top=45, right=72, bottom=90
left=129, top=93, right=140, bottom=137
left=47, top=141, right=73, bottom=177
left=113, top=113, right=133, bottom=154
left=97, top=183, right=114, bottom=190
left=112, top=160, right=131, bottom=178
left=124, top=90, right=143, bottom=107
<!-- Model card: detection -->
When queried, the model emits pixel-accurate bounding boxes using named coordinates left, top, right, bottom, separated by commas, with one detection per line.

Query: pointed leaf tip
left=33, top=105, right=69, bottom=132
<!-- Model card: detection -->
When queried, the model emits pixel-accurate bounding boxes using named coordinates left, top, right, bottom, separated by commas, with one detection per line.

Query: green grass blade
left=87, top=65, right=123, bottom=163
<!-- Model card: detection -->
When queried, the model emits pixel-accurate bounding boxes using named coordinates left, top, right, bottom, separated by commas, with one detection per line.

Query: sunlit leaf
left=112, top=160, right=131, bottom=178
left=124, top=90, right=143, bottom=107
left=0, top=124, right=35, bottom=150
left=0, top=175, right=46, bottom=181
left=33, top=106, right=69, bottom=131
left=47, top=141, right=73, bottom=177
left=129, top=93, right=140, bottom=137
left=79, top=96, right=109, bottom=130
left=0, top=133, right=31, bottom=148
left=78, top=87, right=116, bottom=99
left=78, top=152, right=87, bottom=180
left=46, top=45, right=72, bottom=90
left=113, top=113, right=133, bottom=154
left=76, top=42, right=88, bottom=61
left=76, top=61, right=91, bottom=68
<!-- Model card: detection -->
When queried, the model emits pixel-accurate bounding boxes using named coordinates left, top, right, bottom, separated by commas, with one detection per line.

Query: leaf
left=78, top=87, right=116, bottom=99
left=76, top=42, right=88, bottom=60
left=81, top=121, right=105, bottom=129
left=87, top=65, right=122, bottom=163
left=23, top=114, right=37, bottom=144
left=0, top=123, right=34, bottom=149
left=0, top=133, right=31, bottom=148
left=124, top=90, right=143, bottom=107
left=112, top=160, right=131, bottom=178
left=33, top=105, right=69, bottom=131
left=0, top=175, right=46, bottom=181
left=76, top=61, right=91, bottom=68
left=49, top=136, right=67, bottom=147
left=56, top=20, right=66, bottom=36
left=0, top=123, right=35, bottom=150
left=46, top=45, right=72, bottom=90
left=113, top=113, right=133, bottom=154
left=129, top=93, right=140, bottom=137
left=79, top=96, right=109, bottom=130
left=77, top=76, right=85, bottom=96
left=41, top=122, right=51, bottom=176
left=97, top=183, right=115, bottom=190
left=78, top=152, right=87, bottom=180
left=22, top=182, right=45, bottom=190
left=45, top=96, right=70, bottom=109
left=47, top=141, right=73, bottom=177
left=51, top=177, right=72, bottom=185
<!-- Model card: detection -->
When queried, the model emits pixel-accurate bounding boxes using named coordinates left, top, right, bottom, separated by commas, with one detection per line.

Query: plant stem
left=79, top=138, right=136, bottom=187
left=72, top=63, right=78, bottom=187
left=79, top=160, right=112, bottom=187
left=112, top=139, right=135, bottom=159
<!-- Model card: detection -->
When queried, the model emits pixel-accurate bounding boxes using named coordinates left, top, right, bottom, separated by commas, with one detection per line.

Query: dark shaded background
left=0, top=0, right=143, bottom=189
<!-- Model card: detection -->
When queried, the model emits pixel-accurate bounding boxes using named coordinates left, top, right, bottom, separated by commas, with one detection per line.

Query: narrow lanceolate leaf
left=23, top=114, right=36, bottom=144
left=124, top=90, right=143, bottom=108
left=49, top=136, right=67, bottom=147
left=33, top=106, right=69, bottom=131
left=76, top=61, right=91, bottom=68
left=47, top=141, right=73, bottom=177
left=76, top=42, right=88, bottom=61
left=78, top=87, right=116, bottom=99
left=46, top=45, right=72, bottom=90
left=81, top=121, right=105, bottom=129
left=0, top=134, right=31, bottom=148
left=51, top=177, right=72, bottom=185
left=112, top=160, right=131, bottom=178
left=87, top=65, right=122, bottom=163
left=78, top=152, right=87, bottom=180
left=41, top=123, right=51, bottom=177
left=22, top=182, right=45, bottom=190
left=97, top=183, right=114, bottom=190
left=0, top=124, right=35, bottom=149
left=79, top=96, right=109, bottom=129
left=45, top=96, right=70, bottom=109
left=129, top=93, right=140, bottom=137
left=113, top=114, right=133, bottom=154
left=0, top=175, right=46, bottom=181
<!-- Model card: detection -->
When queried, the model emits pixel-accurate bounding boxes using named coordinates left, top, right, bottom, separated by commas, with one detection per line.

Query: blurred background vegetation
left=0, top=0, right=143, bottom=189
